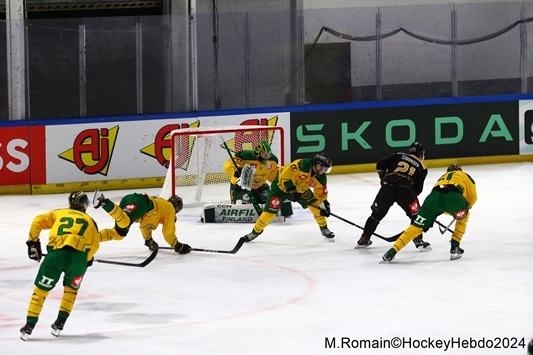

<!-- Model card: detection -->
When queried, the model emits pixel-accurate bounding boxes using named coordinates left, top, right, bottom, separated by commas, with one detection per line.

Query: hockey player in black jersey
left=355, top=142, right=431, bottom=251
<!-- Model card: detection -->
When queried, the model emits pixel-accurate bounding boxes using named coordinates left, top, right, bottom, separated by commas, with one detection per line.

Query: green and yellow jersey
left=275, top=158, right=328, bottom=200
left=137, top=195, right=181, bottom=248
left=28, top=208, right=102, bottom=261
left=434, top=170, right=477, bottom=208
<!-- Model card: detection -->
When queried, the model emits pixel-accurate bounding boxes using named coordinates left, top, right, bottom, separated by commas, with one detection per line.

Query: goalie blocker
left=201, top=201, right=292, bottom=223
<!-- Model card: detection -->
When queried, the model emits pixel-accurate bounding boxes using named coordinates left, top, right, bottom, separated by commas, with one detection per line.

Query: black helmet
left=528, top=338, right=533, bottom=355
left=447, top=164, right=462, bottom=172
left=313, top=152, right=332, bottom=173
left=409, top=142, right=425, bottom=160
left=168, top=195, right=183, bottom=214
left=69, top=191, right=89, bottom=212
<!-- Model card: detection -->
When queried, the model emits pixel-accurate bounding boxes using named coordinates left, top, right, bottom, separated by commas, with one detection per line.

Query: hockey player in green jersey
left=20, top=192, right=120, bottom=340
left=223, top=141, right=280, bottom=204
left=382, top=164, right=478, bottom=262
left=243, top=152, right=334, bottom=242
left=93, top=191, right=191, bottom=254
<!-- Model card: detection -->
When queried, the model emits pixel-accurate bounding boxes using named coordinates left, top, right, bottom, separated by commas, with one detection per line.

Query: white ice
left=1, top=162, right=532, bottom=355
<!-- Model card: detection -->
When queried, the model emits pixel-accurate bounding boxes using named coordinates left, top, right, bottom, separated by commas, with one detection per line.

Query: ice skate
left=320, top=227, right=335, bottom=242
left=51, top=317, right=65, bottom=337
left=450, top=246, right=464, bottom=260
left=92, top=189, right=106, bottom=209
left=20, top=323, right=35, bottom=341
left=381, top=251, right=395, bottom=262
left=355, top=234, right=372, bottom=248
left=413, top=235, right=432, bottom=252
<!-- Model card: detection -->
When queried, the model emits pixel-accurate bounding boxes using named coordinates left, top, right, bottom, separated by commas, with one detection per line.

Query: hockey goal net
left=160, top=125, right=284, bottom=207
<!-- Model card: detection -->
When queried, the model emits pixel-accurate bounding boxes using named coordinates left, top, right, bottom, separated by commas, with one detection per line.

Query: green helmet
left=254, top=141, right=272, bottom=162
left=69, top=191, right=89, bottom=212
left=447, top=164, right=462, bottom=172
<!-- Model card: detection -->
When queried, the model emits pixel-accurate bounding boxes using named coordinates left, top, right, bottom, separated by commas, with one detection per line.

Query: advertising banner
left=290, top=102, right=518, bottom=165
left=0, top=125, right=45, bottom=186
left=45, top=113, right=290, bottom=184
left=519, top=100, right=533, bottom=155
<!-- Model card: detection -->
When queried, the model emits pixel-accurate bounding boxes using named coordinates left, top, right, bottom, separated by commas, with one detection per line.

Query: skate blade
left=324, top=237, right=335, bottom=242
left=417, top=246, right=432, bottom=252
left=51, top=328, right=61, bottom=337
left=354, top=244, right=371, bottom=249
left=20, top=332, right=29, bottom=341
left=450, top=254, right=462, bottom=260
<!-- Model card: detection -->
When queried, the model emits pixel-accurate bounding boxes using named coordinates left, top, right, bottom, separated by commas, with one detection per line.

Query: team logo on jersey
left=409, top=200, right=420, bottom=213
left=309, top=181, right=316, bottom=187
left=140, top=121, right=201, bottom=169
left=298, top=174, right=307, bottom=180
left=38, top=275, right=55, bottom=289
left=58, top=126, right=119, bottom=176
left=71, top=275, right=84, bottom=288
left=323, top=186, right=328, bottom=194
left=453, top=209, right=467, bottom=219
left=269, top=197, right=281, bottom=209
left=124, top=203, right=138, bottom=212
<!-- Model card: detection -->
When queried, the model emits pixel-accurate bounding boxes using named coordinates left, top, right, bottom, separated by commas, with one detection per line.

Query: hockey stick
left=221, top=139, right=263, bottom=216
left=308, top=203, right=401, bottom=242
left=42, top=248, right=158, bottom=268
left=436, top=219, right=454, bottom=234
left=160, top=237, right=245, bottom=254
left=329, top=212, right=402, bottom=242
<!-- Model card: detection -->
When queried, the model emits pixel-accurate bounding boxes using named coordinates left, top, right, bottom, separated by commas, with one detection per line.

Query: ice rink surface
left=1, top=162, right=532, bottom=355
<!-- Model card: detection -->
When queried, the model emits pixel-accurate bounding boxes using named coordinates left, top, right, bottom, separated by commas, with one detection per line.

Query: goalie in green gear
left=223, top=141, right=279, bottom=205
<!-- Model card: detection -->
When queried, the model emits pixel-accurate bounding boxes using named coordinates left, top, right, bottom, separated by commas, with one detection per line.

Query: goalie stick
left=159, top=237, right=245, bottom=254
left=221, top=139, right=263, bottom=216
left=42, top=248, right=158, bottom=268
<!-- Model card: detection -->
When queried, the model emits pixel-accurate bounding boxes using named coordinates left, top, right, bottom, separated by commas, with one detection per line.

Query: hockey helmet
left=254, top=141, right=272, bottom=161
left=528, top=338, right=533, bottom=355
left=69, top=191, right=89, bottom=212
left=409, top=141, right=425, bottom=160
left=168, top=195, right=184, bottom=214
left=313, top=152, right=333, bottom=173
left=447, top=164, right=462, bottom=172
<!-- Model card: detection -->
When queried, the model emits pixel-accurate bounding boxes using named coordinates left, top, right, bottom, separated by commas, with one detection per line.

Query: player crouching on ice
left=93, top=191, right=192, bottom=254
left=243, top=152, right=334, bottom=242
left=223, top=140, right=292, bottom=217
left=382, top=164, right=477, bottom=262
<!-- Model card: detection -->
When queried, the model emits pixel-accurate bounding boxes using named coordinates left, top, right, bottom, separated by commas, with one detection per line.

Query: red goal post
left=160, top=125, right=285, bottom=207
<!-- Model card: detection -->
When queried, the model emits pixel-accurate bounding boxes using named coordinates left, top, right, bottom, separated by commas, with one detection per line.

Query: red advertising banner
left=0, top=125, right=45, bottom=186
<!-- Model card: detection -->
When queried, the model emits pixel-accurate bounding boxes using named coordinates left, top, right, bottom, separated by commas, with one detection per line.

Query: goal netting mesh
left=160, top=125, right=284, bottom=207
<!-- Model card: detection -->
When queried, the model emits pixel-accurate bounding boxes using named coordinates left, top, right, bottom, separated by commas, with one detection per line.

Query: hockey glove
left=26, top=240, right=42, bottom=262
left=144, top=238, right=159, bottom=251
left=377, top=169, right=385, bottom=180
left=87, top=258, right=94, bottom=267
left=234, top=170, right=241, bottom=178
left=319, top=200, right=331, bottom=217
left=286, top=188, right=300, bottom=202
left=175, top=242, right=192, bottom=255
